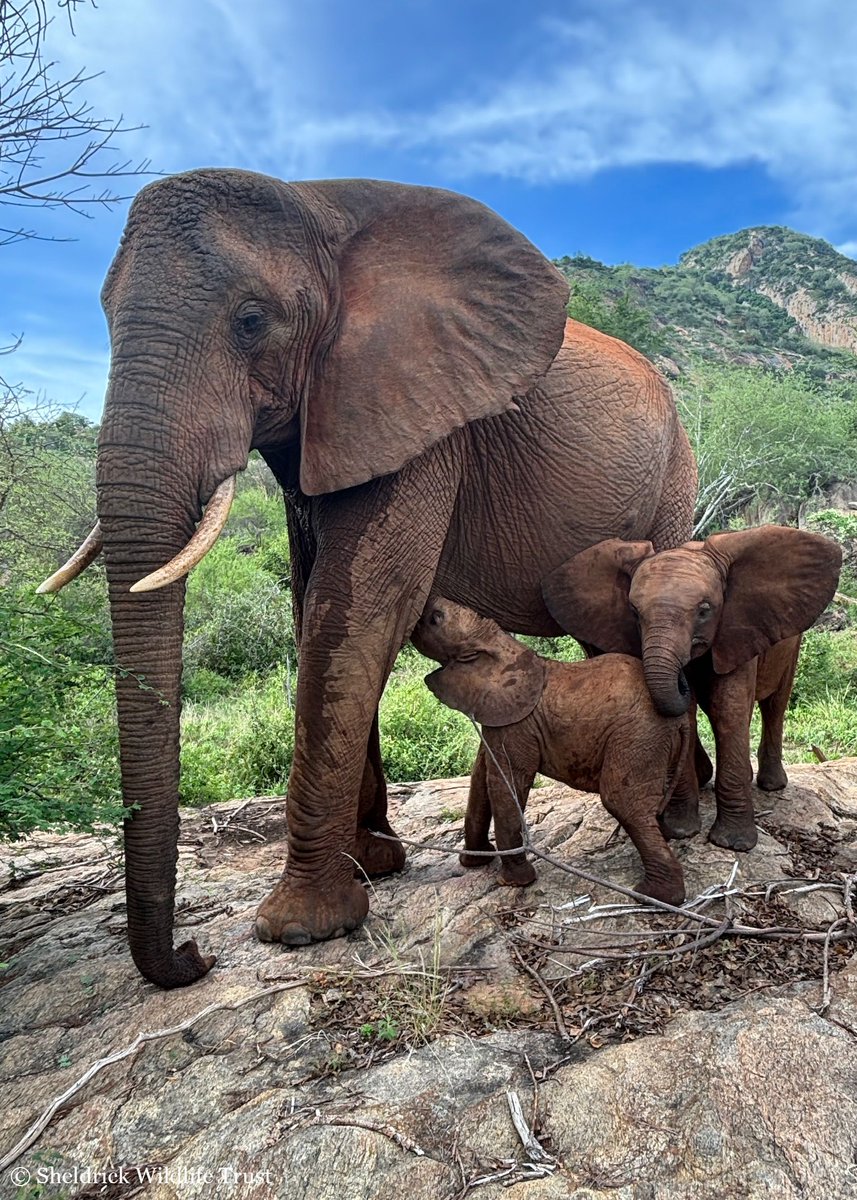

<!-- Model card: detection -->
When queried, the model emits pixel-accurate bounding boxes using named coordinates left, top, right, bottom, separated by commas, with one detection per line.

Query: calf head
left=412, top=597, right=546, bottom=726
left=543, top=527, right=842, bottom=686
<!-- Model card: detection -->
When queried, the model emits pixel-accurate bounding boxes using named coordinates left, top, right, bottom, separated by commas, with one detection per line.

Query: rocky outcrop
left=723, top=232, right=768, bottom=280
left=2, top=762, right=857, bottom=1199
left=760, top=283, right=857, bottom=354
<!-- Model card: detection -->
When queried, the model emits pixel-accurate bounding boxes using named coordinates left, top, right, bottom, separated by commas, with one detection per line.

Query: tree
left=566, top=277, right=665, bottom=359
left=676, top=362, right=857, bottom=535
left=0, top=0, right=145, bottom=247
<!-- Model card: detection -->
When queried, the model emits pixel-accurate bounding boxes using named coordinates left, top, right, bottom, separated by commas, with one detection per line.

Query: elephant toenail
left=254, top=918, right=274, bottom=943
left=280, top=925, right=312, bottom=945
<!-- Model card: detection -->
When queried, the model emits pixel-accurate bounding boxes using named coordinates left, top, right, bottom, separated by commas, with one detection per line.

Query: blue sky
left=4, top=0, right=857, bottom=420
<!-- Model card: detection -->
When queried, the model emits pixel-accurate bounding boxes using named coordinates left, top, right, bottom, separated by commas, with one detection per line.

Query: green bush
left=180, top=668, right=295, bottom=805
left=789, top=629, right=857, bottom=709
left=1, top=588, right=123, bottom=839
left=379, top=661, right=479, bottom=782
left=184, top=581, right=295, bottom=682
left=677, top=363, right=857, bottom=534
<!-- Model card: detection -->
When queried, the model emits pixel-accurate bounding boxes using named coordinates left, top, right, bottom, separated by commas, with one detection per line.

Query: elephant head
left=543, top=527, right=842, bottom=717
left=412, top=598, right=546, bottom=726
left=41, top=171, right=568, bottom=987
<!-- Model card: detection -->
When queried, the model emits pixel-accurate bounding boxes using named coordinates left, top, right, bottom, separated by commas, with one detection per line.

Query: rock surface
left=2, top=761, right=857, bottom=1199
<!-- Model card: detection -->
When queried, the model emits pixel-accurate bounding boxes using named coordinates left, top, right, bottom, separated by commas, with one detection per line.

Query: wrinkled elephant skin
left=413, top=598, right=691, bottom=906
left=75, top=169, right=698, bottom=987
left=544, top=527, right=842, bottom=853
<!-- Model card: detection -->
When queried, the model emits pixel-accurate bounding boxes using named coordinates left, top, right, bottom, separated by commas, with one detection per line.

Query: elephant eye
left=233, top=304, right=267, bottom=347
left=698, top=601, right=712, bottom=617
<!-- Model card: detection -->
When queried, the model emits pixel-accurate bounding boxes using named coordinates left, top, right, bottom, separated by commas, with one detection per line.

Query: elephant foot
left=636, top=872, right=685, bottom=907
left=756, top=763, right=788, bottom=792
left=659, top=803, right=701, bottom=841
left=354, top=824, right=406, bottom=877
left=708, top=814, right=758, bottom=852
left=498, top=856, right=537, bottom=887
left=460, top=839, right=496, bottom=869
left=254, top=877, right=369, bottom=945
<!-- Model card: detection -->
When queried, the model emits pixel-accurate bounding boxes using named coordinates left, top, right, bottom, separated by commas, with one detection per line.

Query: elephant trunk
left=97, top=421, right=216, bottom=988
left=641, top=635, right=692, bottom=718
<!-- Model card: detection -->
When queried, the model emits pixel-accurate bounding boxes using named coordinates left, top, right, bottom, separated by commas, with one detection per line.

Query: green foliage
left=676, top=362, right=857, bottom=534
left=359, top=1016, right=400, bottom=1041
left=0, top=587, right=123, bottom=839
left=180, top=667, right=295, bottom=805
left=379, top=658, right=479, bottom=782
left=520, top=635, right=585, bottom=662
left=566, top=276, right=666, bottom=358
left=789, top=629, right=857, bottom=709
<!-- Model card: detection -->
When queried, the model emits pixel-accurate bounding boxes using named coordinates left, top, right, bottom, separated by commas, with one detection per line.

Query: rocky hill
left=556, top=227, right=857, bottom=380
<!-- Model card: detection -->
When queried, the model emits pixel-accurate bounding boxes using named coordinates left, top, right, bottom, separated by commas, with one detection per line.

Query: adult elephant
left=41, top=170, right=696, bottom=989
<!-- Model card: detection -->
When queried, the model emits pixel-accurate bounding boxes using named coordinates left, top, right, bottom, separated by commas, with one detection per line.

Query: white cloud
left=42, top=0, right=857, bottom=244
left=836, top=241, right=857, bottom=261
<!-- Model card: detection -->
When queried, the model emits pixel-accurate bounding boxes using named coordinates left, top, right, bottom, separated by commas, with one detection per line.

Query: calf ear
left=425, top=646, right=546, bottom=727
left=707, top=526, right=842, bottom=675
left=542, top=539, right=654, bottom=654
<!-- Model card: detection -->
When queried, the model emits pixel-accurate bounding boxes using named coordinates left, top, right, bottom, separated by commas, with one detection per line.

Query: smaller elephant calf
left=412, top=597, right=692, bottom=906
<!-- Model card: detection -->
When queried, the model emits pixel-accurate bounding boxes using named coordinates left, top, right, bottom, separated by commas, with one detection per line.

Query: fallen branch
left=314, top=1115, right=426, bottom=1157
left=0, top=978, right=312, bottom=1171
left=509, top=943, right=570, bottom=1042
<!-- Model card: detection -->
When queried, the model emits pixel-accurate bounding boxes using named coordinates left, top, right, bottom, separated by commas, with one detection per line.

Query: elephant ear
left=425, top=644, right=547, bottom=728
left=296, top=180, right=569, bottom=495
left=707, top=526, right=842, bottom=675
left=542, top=539, right=655, bottom=654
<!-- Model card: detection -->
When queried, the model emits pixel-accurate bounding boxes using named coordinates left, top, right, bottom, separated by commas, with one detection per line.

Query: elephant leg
left=485, top=744, right=538, bottom=887
left=660, top=702, right=702, bottom=839
left=460, top=745, right=496, bottom=868
left=255, top=450, right=459, bottom=945
left=695, top=736, right=714, bottom=788
left=704, top=664, right=758, bottom=851
left=756, top=641, right=799, bottom=792
left=601, top=754, right=685, bottom=906
left=354, top=713, right=407, bottom=877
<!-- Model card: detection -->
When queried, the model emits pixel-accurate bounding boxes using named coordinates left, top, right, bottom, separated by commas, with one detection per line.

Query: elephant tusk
left=36, top=522, right=104, bottom=594
left=129, top=475, right=236, bottom=593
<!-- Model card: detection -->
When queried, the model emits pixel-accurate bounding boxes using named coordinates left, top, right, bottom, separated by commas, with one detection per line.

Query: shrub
left=184, top=581, right=295, bottom=682
left=1, top=588, right=123, bottom=839
left=379, top=661, right=478, bottom=782
left=180, top=668, right=295, bottom=805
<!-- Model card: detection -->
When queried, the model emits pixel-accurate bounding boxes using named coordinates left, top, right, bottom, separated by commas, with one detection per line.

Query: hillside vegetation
left=559, top=225, right=857, bottom=379
left=2, top=225, right=857, bottom=839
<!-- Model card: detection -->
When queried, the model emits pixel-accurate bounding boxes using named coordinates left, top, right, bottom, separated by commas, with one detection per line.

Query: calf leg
left=460, top=747, right=496, bottom=868
left=756, top=639, right=799, bottom=792
left=601, top=750, right=686, bottom=906
left=484, top=743, right=538, bottom=887
left=704, top=663, right=758, bottom=851
left=660, top=703, right=702, bottom=840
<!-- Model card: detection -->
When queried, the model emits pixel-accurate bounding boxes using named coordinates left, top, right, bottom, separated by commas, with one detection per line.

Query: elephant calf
left=412, top=597, right=691, bottom=906
left=543, top=526, right=842, bottom=851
